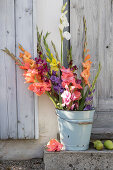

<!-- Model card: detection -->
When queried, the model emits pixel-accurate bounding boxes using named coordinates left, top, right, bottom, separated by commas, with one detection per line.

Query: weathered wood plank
left=97, top=0, right=113, bottom=111
left=70, top=0, right=113, bottom=111
left=91, top=128, right=113, bottom=140
left=33, top=0, right=39, bottom=139
left=70, top=0, right=99, bottom=107
left=0, top=0, right=17, bottom=139
left=15, top=0, right=35, bottom=139
left=70, top=0, right=113, bottom=135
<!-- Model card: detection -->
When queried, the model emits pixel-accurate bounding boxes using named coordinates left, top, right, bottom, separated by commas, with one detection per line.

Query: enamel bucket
left=56, top=109, right=95, bottom=151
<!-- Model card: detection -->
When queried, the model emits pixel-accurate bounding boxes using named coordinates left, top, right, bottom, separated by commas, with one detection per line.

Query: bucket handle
left=56, top=114, right=93, bottom=125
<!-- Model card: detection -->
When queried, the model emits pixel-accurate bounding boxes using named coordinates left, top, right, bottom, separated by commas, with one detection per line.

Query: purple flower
left=53, top=84, right=64, bottom=94
left=71, top=65, right=78, bottom=72
left=89, top=89, right=95, bottom=95
left=84, top=105, right=93, bottom=111
left=84, top=88, right=96, bottom=110
left=35, top=57, right=49, bottom=75
left=50, top=76, right=60, bottom=84
left=76, top=79, right=82, bottom=84
left=85, top=96, right=93, bottom=103
left=35, top=57, right=48, bottom=72
left=35, top=57, right=49, bottom=81
left=50, top=72, right=64, bottom=94
left=69, top=60, right=73, bottom=67
left=52, top=71, right=57, bottom=76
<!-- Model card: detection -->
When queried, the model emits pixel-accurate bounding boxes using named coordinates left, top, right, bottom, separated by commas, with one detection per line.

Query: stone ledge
left=44, top=149, right=113, bottom=170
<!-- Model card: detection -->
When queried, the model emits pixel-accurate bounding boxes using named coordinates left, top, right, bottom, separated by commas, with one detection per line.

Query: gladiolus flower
left=81, top=69, right=90, bottom=86
left=61, top=90, right=71, bottom=106
left=23, top=69, right=41, bottom=83
left=46, top=139, right=63, bottom=152
left=50, top=58, right=60, bottom=73
left=63, top=31, right=71, bottom=40
left=61, top=66, right=75, bottom=88
left=71, top=91, right=81, bottom=101
left=82, top=60, right=92, bottom=70
left=71, top=104, right=75, bottom=110
left=19, top=63, right=30, bottom=70
left=28, top=81, right=51, bottom=96
left=19, top=47, right=36, bottom=69
left=61, top=67, right=82, bottom=90
left=81, top=59, right=92, bottom=87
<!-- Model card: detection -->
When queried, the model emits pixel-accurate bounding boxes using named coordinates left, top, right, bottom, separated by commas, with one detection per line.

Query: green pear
left=104, top=140, right=113, bottom=150
left=93, top=140, right=103, bottom=150
left=93, top=140, right=102, bottom=148
left=95, top=142, right=103, bottom=150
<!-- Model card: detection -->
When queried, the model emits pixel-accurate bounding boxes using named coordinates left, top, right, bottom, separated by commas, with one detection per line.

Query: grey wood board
left=15, top=0, right=35, bottom=139
left=0, top=0, right=38, bottom=139
left=70, top=0, right=113, bottom=111
left=0, top=0, right=17, bottom=139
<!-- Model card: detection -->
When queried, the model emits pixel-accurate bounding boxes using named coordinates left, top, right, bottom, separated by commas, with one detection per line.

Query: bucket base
left=63, top=145, right=89, bottom=151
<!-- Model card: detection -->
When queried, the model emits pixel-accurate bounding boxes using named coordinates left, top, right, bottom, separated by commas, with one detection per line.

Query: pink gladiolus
left=71, top=104, right=75, bottom=110
left=71, top=91, right=81, bottom=101
left=46, top=139, right=63, bottom=152
left=73, top=82, right=82, bottom=89
left=61, top=66, right=75, bottom=88
left=61, top=90, right=71, bottom=106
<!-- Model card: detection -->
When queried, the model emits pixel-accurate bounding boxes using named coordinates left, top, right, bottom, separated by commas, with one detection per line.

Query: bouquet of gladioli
left=3, top=2, right=101, bottom=111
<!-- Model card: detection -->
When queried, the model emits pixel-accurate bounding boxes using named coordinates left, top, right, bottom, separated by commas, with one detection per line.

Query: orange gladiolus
left=18, top=44, right=25, bottom=52
left=24, top=51, right=32, bottom=58
left=18, top=45, right=36, bottom=69
left=23, top=69, right=41, bottom=83
left=28, top=81, right=51, bottom=96
left=81, top=69, right=90, bottom=86
left=19, top=52, right=24, bottom=58
left=82, top=60, right=92, bottom=70
left=23, top=57, right=36, bottom=69
left=81, top=55, right=92, bottom=87
left=84, top=54, right=91, bottom=61
left=19, top=63, right=30, bottom=70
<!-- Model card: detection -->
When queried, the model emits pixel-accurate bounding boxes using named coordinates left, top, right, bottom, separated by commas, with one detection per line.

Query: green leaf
left=51, top=41, right=60, bottom=61
left=90, top=62, right=101, bottom=93
left=1, top=48, right=23, bottom=66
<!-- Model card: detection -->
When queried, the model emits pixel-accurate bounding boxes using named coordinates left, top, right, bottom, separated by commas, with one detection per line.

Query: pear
left=95, top=142, right=103, bottom=150
left=93, top=140, right=103, bottom=150
left=93, top=140, right=102, bottom=148
left=104, top=140, right=113, bottom=150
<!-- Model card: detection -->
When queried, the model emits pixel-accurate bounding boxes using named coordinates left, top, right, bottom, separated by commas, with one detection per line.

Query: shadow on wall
left=39, top=94, right=59, bottom=141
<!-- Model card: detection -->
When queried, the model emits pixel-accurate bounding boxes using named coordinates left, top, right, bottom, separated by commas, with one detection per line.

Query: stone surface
left=0, top=158, right=44, bottom=170
left=44, top=148, right=113, bottom=170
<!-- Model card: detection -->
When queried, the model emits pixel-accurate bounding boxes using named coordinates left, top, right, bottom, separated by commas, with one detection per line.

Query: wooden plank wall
left=70, top=0, right=113, bottom=137
left=0, top=0, right=38, bottom=139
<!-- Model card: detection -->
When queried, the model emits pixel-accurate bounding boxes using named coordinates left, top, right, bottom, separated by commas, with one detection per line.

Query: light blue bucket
left=56, top=109, right=95, bottom=151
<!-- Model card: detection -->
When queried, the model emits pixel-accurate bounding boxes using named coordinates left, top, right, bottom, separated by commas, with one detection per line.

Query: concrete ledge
left=44, top=148, right=113, bottom=170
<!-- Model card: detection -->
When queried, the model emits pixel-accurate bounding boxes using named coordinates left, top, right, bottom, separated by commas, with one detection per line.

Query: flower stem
left=61, top=37, right=63, bottom=66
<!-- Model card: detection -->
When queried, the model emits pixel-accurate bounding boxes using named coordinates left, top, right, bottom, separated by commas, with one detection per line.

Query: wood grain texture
left=33, top=0, right=39, bottom=139
left=15, top=0, right=35, bottom=139
left=0, top=0, right=38, bottom=139
left=70, top=0, right=113, bottom=134
left=70, top=0, right=113, bottom=111
left=0, top=0, right=17, bottom=139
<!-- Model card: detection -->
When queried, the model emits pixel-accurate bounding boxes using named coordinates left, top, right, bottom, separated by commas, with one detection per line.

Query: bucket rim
left=56, top=108, right=95, bottom=112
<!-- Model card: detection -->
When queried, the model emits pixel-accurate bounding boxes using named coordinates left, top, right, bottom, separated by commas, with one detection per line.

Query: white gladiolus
left=60, top=13, right=66, bottom=21
left=59, top=24, right=64, bottom=31
left=63, top=31, right=71, bottom=40
left=60, top=14, right=69, bottom=28
left=63, top=19, right=69, bottom=28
